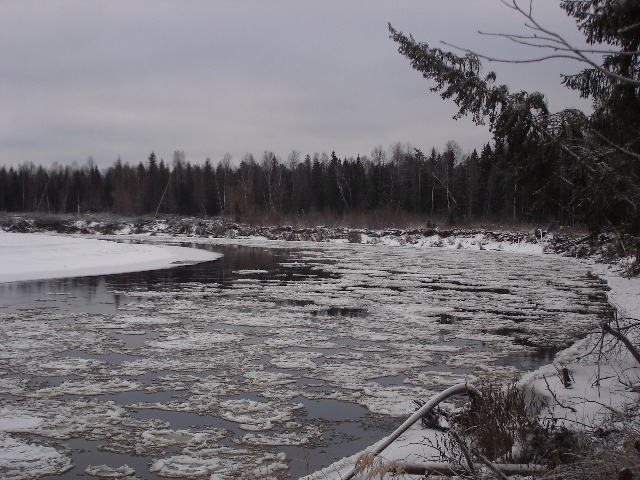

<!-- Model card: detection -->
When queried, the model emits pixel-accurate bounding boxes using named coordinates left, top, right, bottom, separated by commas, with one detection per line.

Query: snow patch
left=0, top=231, right=221, bottom=283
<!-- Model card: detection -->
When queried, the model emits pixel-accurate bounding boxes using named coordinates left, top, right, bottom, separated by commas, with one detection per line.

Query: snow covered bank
left=0, top=214, right=551, bottom=254
left=521, top=267, right=640, bottom=427
left=0, top=231, right=222, bottom=283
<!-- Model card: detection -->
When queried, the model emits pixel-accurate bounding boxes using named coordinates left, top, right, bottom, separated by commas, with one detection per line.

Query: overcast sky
left=1, top=1, right=592, bottom=169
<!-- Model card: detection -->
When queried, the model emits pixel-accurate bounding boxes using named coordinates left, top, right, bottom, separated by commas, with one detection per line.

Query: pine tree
left=389, top=1, right=640, bottom=235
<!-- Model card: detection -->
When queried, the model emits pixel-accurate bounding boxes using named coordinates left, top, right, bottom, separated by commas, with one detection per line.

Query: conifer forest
left=0, top=141, right=577, bottom=228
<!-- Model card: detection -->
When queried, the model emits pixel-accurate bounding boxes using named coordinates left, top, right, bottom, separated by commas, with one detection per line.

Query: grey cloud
left=1, top=0, right=592, bottom=168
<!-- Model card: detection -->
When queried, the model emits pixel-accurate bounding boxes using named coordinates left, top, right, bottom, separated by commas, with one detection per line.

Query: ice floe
left=0, top=234, right=614, bottom=478
left=84, top=464, right=136, bottom=478
left=0, top=435, right=72, bottom=480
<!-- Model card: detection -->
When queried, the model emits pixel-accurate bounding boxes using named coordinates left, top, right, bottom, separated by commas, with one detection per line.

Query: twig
left=582, top=398, right=623, bottom=417
left=440, top=0, right=640, bottom=89
left=547, top=417, right=594, bottom=429
left=585, top=330, right=605, bottom=356
left=597, top=329, right=605, bottom=392
left=619, top=21, right=640, bottom=33
left=155, top=175, right=171, bottom=219
left=544, top=375, right=577, bottom=413
left=619, top=320, right=640, bottom=332
left=592, top=131, right=640, bottom=161
left=450, top=429, right=476, bottom=476
left=472, top=448, right=510, bottom=480
left=601, top=323, right=640, bottom=365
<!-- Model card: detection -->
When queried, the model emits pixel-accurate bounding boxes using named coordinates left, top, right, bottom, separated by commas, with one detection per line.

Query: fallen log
left=342, top=383, right=479, bottom=480
left=395, top=460, right=547, bottom=477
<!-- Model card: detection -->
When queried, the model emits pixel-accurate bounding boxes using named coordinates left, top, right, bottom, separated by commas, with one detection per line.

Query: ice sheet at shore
left=0, top=232, right=221, bottom=283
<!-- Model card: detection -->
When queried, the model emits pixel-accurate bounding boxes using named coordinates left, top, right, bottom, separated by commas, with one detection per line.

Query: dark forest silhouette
left=0, top=141, right=578, bottom=227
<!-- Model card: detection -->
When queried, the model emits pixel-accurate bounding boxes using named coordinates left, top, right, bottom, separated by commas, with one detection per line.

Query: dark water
left=0, top=244, right=334, bottom=316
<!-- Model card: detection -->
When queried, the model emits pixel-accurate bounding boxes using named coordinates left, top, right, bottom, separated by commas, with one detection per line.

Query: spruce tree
left=389, top=1, right=640, bottom=236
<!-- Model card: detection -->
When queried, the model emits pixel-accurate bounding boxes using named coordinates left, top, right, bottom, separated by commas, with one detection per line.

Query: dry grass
left=353, top=452, right=408, bottom=480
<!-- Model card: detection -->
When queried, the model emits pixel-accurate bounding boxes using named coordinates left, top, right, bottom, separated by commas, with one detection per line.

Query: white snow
left=84, top=464, right=136, bottom=478
left=0, top=231, right=221, bottom=283
left=0, top=413, right=43, bottom=432
left=518, top=268, right=640, bottom=427
left=149, top=447, right=288, bottom=479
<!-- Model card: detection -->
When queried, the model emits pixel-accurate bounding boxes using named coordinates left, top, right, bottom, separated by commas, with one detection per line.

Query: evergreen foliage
left=389, top=0, right=640, bottom=235
left=0, top=143, right=576, bottom=226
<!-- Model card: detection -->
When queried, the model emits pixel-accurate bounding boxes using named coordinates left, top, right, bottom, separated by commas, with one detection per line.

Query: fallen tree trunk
left=342, top=383, right=479, bottom=480
left=395, top=460, right=547, bottom=477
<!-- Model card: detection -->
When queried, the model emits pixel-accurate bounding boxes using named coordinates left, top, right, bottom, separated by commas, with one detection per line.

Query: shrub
left=453, top=383, right=545, bottom=462
left=433, top=382, right=593, bottom=469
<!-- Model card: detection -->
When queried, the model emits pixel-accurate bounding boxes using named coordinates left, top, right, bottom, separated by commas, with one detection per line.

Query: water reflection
left=0, top=245, right=333, bottom=315
left=0, top=275, right=122, bottom=315
left=105, top=243, right=336, bottom=291
left=496, top=346, right=565, bottom=371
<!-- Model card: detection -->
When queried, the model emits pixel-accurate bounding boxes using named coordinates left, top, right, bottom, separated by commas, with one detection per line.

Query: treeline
left=0, top=141, right=577, bottom=226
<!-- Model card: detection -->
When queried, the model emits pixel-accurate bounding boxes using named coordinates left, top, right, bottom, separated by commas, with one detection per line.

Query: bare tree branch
left=469, top=31, right=640, bottom=55
left=441, top=41, right=586, bottom=64
left=472, top=449, right=511, bottom=480
left=601, top=322, right=640, bottom=365
left=592, top=131, right=640, bottom=161
left=443, top=0, right=640, bottom=87
left=619, top=21, right=640, bottom=34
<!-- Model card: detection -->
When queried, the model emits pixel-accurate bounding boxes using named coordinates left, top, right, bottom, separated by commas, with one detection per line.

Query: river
left=0, top=240, right=610, bottom=479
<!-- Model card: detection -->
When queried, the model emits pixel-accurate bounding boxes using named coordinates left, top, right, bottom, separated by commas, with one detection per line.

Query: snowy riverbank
left=0, top=231, right=222, bottom=283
